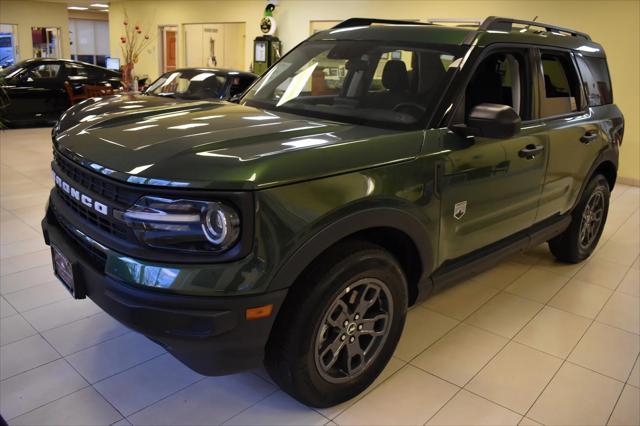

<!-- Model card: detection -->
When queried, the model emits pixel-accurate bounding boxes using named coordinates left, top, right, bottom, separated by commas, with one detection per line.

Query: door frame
left=442, top=43, right=541, bottom=128
left=158, top=24, right=179, bottom=76
left=31, top=26, right=61, bottom=58
left=181, top=21, right=246, bottom=70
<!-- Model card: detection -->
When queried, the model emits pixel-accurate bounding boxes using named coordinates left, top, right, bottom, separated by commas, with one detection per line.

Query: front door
left=438, top=48, right=548, bottom=263
left=6, top=62, right=65, bottom=122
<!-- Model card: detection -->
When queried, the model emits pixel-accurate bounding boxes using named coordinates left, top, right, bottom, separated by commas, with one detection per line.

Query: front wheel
left=265, top=240, right=407, bottom=408
left=549, top=174, right=610, bottom=263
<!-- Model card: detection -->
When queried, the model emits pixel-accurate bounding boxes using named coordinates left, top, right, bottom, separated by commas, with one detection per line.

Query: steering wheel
left=392, top=102, right=426, bottom=114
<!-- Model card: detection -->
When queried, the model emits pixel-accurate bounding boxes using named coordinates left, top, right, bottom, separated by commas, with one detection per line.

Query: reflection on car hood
left=56, top=94, right=220, bottom=132
left=54, top=101, right=423, bottom=190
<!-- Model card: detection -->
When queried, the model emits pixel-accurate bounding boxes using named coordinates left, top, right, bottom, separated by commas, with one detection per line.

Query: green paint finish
left=52, top=21, right=622, bottom=297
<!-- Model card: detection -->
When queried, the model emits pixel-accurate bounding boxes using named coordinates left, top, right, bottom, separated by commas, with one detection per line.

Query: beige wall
left=0, top=0, right=71, bottom=60
left=108, top=1, right=262, bottom=80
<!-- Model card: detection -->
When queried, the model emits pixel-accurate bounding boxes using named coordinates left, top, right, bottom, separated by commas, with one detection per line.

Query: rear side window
left=575, top=55, right=613, bottom=106
left=540, top=51, right=582, bottom=117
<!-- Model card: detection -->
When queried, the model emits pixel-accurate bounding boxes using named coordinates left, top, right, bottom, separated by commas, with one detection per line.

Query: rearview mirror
left=452, top=103, right=521, bottom=139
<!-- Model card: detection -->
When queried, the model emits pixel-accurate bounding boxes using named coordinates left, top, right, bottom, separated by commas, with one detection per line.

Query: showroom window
left=69, top=19, right=109, bottom=67
left=540, top=50, right=582, bottom=117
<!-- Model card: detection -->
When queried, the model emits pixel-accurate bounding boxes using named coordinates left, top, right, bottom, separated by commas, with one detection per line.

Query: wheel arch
left=572, top=147, right=618, bottom=212
left=269, top=207, right=435, bottom=307
left=593, top=160, right=617, bottom=191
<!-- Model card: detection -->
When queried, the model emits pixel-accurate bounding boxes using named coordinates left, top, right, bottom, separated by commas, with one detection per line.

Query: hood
left=57, top=94, right=221, bottom=132
left=54, top=102, right=423, bottom=190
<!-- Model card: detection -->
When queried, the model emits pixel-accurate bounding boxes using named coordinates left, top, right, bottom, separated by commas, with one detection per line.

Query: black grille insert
left=55, top=210, right=107, bottom=270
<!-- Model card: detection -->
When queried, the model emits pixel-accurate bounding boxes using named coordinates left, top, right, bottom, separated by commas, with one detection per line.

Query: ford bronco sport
left=43, top=17, right=623, bottom=407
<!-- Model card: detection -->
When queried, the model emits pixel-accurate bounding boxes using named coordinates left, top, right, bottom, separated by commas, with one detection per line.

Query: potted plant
left=119, top=9, right=152, bottom=91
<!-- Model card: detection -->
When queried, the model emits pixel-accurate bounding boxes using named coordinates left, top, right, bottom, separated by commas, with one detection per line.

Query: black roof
left=321, top=16, right=604, bottom=56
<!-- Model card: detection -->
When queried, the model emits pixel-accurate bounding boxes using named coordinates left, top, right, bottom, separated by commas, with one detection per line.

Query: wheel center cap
left=346, top=322, right=357, bottom=335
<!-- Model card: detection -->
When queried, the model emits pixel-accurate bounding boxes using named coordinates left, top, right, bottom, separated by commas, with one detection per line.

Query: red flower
left=135, top=25, right=140, bottom=30
left=137, top=30, right=141, bottom=34
left=144, top=35, right=150, bottom=40
left=123, top=21, right=128, bottom=26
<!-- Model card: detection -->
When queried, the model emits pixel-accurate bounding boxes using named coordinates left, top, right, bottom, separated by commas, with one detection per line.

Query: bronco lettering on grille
left=53, top=171, right=109, bottom=216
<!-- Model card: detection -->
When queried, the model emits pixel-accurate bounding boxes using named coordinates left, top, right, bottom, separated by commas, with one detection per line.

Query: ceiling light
left=91, top=3, right=109, bottom=7
left=68, top=6, right=89, bottom=10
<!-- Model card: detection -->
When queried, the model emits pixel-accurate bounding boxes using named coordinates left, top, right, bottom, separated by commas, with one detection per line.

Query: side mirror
left=452, top=103, right=521, bottom=139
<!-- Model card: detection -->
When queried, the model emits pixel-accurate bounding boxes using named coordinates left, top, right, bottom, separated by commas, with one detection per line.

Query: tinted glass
left=540, top=51, right=582, bottom=117
left=26, top=63, right=61, bottom=80
left=464, top=51, right=530, bottom=120
left=576, top=55, right=612, bottom=106
left=145, top=69, right=226, bottom=99
left=64, top=63, right=88, bottom=79
left=242, top=40, right=461, bottom=129
left=229, top=75, right=257, bottom=97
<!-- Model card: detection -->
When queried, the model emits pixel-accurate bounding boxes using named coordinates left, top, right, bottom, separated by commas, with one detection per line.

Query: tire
left=265, top=240, right=408, bottom=408
left=548, top=174, right=610, bottom=263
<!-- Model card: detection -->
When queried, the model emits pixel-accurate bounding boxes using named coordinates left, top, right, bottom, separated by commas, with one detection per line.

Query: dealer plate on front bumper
left=52, top=245, right=85, bottom=299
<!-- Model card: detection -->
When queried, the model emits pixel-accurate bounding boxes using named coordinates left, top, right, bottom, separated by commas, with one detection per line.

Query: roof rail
left=426, top=18, right=482, bottom=26
left=479, top=16, right=591, bottom=40
left=332, top=18, right=430, bottom=30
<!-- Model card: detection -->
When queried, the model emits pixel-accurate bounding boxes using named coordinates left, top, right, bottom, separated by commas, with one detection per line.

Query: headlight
left=120, top=196, right=240, bottom=253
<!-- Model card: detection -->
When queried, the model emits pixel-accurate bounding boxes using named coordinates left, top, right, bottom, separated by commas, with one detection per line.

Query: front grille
left=54, top=151, right=132, bottom=205
left=53, top=150, right=134, bottom=242
left=56, top=188, right=129, bottom=239
left=55, top=210, right=108, bottom=270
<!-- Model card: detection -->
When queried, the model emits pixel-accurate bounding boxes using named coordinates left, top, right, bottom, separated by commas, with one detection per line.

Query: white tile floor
left=0, top=127, right=639, bottom=426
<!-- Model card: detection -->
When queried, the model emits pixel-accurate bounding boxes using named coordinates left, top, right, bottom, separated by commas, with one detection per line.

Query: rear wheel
left=549, top=174, right=610, bottom=263
left=265, top=240, right=407, bottom=408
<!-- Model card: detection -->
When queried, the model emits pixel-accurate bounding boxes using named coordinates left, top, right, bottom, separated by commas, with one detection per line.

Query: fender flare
left=268, top=207, right=435, bottom=294
left=571, top=146, right=618, bottom=212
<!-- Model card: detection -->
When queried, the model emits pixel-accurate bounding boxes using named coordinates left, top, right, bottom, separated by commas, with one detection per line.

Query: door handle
left=580, top=131, right=598, bottom=144
left=518, top=144, right=545, bottom=160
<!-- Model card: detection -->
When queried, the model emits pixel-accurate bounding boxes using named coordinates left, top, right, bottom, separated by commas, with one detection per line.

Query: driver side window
left=463, top=51, right=531, bottom=122
left=24, top=63, right=61, bottom=82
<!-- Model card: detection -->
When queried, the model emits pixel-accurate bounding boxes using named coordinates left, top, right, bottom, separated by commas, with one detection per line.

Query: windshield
left=242, top=40, right=461, bottom=129
left=145, top=69, right=227, bottom=100
left=0, top=61, right=24, bottom=79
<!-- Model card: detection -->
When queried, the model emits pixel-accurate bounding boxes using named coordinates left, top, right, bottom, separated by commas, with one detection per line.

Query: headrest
left=382, top=60, right=409, bottom=91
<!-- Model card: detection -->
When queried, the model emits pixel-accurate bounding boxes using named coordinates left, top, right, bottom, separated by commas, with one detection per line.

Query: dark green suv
left=43, top=17, right=623, bottom=407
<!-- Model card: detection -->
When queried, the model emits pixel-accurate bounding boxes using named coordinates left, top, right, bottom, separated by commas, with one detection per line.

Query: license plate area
left=52, top=245, right=85, bottom=299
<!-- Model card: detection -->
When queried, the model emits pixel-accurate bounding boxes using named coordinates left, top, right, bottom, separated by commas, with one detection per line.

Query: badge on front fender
left=454, top=201, right=467, bottom=220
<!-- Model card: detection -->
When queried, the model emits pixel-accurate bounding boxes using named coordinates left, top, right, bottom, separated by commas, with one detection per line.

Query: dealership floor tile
left=0, top=127, right=638, bottom=425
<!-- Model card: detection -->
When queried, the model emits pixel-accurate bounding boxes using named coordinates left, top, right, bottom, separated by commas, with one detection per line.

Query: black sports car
left=0, top=58, right=122, bottom=126
left=143, top=68, right=258, bottom=101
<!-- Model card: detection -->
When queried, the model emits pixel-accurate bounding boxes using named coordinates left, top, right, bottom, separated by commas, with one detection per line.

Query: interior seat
left=366, top=59, right=411, bottom=109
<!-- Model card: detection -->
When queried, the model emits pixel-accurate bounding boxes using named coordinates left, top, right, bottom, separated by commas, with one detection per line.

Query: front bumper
left=42, top=208, right=287, bottom=376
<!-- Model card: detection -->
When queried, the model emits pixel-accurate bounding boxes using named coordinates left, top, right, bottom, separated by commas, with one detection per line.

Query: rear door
left=438, top=46, right=549, bottom=262
left=534, top=48, right=603, bottom=220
